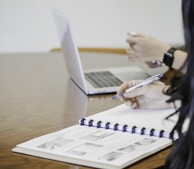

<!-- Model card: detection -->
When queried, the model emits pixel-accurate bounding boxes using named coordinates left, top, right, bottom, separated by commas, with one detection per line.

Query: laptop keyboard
left=84, top=71, right=123, bottom=88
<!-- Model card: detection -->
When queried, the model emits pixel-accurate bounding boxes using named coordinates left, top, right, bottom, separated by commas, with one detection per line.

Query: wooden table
left=0, top=52, right=170, bottom=169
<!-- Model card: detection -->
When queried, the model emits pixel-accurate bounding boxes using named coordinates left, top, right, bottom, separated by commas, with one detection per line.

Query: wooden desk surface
left=0, top=52, right=170, bottom=169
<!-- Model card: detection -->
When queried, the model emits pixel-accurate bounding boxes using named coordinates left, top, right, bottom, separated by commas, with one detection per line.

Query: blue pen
left=112, top=73, right=163, bottom=100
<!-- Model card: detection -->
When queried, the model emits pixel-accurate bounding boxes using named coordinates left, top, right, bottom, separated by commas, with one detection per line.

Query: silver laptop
left=53, top=9, right=149, bottom=95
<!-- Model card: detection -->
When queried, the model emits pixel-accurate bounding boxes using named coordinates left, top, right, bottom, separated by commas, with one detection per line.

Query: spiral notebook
left=12, top=104, right=186, bottom=169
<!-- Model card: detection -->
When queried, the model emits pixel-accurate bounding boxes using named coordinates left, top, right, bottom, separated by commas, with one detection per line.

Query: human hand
left=126, top=33, right=170, bottom=61
left=117, top=80, right=173, bottom=109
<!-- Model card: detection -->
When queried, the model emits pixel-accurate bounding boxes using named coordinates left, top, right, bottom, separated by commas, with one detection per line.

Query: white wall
left=0, top=0, right=183, bottom=53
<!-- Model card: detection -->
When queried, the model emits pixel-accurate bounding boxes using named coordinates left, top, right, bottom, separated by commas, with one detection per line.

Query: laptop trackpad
left=110, top=66, right=149, bottom=81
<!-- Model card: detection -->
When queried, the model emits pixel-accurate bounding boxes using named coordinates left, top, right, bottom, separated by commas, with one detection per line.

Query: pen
left=112, top=73, right=163, bottom=100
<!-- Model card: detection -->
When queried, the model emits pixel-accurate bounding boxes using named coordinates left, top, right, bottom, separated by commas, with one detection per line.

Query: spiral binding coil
left=79, top=118, right=175, bottom=139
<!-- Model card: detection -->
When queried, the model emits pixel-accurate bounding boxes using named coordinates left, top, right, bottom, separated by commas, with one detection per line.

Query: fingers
left=126, top=33, right=145, bottom=46
left=117, top=81, right=129, bottom=94
left=117, top=80, right=144, bottom=109
left=125, top=48, right=136, bottom=59
left=126, top=38, right=137, bottom=48
left=126, top=33, right=145, bottom=58
left=127, top=32, right=144, bottom=38
left=131, top=33, right=144, bottom=37
left=117, top=81, right=131, bottom=102
left=123, top=86, right=145, bottom=109
left=125, top=100, right=139, bottom=109
left=117, top=80, right=141, bottom=94
left=124, top=87, right=145, bottom=98
left=117, top=80, right=143, bottom=98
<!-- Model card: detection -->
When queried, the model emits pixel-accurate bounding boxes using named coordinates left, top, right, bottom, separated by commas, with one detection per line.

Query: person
left=117, top=0, right=194, bottom=168
left=117, top=32, right=186, bottom=109
left=118, top=30, right=187, bottom=109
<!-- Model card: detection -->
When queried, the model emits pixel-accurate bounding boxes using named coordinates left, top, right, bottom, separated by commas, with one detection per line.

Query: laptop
left=53, top=9, right=149, bottom=95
